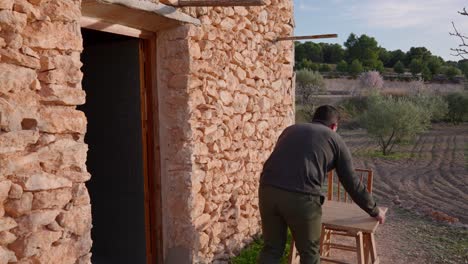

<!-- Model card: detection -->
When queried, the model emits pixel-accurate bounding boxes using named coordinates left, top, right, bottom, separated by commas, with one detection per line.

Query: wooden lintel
left=276, top=34, right=338, bottom=42
left=178, top=0, right=265, bottom=6
left=80, top=16, right=155, bottom=39
left=95, top=0, right=201, bottom=26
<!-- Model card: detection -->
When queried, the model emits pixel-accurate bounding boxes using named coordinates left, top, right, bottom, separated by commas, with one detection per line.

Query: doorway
left=80, top=28, right=157, bottom=264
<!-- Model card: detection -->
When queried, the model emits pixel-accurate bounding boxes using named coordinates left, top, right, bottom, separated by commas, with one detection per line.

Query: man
left=258, top=105, right=385, bottom=264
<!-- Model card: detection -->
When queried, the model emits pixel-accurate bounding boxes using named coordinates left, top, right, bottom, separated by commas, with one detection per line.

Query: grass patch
left=393, top=207, right=468, bottom=264
left=231, top=231, right=293, bottom=264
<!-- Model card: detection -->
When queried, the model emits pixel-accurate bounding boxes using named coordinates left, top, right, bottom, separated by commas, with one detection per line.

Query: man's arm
left=333, top=136, right=380, bottom=217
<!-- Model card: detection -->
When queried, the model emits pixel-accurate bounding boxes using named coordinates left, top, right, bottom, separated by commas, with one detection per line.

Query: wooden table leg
left=363, top=233, right=372, bottom=264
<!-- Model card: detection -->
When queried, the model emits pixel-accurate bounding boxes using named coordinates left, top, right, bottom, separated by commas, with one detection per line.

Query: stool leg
left=288, top=239, right=299, bottom=264
left=355, top=232, right=365, bottom=264
left=363, top=233, right=371, bottom=264
left=368, top=233, right=379, bottom=264
left=319, top=225, right=326, bottom=256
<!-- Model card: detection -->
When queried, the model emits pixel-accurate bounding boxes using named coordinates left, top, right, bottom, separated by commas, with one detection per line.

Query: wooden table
left=321, top=201, right=387, bottom=264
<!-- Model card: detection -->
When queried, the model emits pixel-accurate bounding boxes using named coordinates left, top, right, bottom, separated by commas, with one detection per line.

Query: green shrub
left=410, top=94, right=448, bottom=122
left=445, top=92, right=468, bottom=124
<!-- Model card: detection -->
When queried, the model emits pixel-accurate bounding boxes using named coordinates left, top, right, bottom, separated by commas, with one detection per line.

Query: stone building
left=0, top=0, right=294, bottom=263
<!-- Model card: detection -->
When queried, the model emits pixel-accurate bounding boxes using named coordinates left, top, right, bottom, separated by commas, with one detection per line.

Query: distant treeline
left=295, top=33, right=468, bottom=81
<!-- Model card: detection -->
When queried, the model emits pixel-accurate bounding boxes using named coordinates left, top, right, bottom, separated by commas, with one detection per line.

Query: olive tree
left=362, top=94, right=430, bottom=155
left=295, top=69, right=326, bottom=121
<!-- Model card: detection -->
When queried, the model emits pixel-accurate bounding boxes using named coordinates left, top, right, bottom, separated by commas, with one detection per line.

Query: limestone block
left=192, top=194, right=205, bottom=219
left=13, top=172, right=73, bottom=191
left=32, top=234, right=91, bottom=264
left=39, top=54, right=82, bottom=84
left=39, top=0, right=80, bottom=22
left=75, top=253, right=92, bottom=264
left=0, top=31, right=22, bottom=48
left=0, top=246, right=17, bottom=264
left=0, top=63, right=36, bottom=94
left=220, top=17, right=235, bottom=30
left=232, top=93, right=249, bottom=114
left=0, top=0, right=13, bottom=10
left=0, top=37, right=5, bottom=47
left=0, top=131, right=39, bottom=154
left=40, top=84, right=86, bottom=106
left=37, top=139, right=88, bottom=173
left=9, top=230, right=61, bottom=258
left=4, top=192, right=32, bottom=217
left=22, top=21, right=82, bottom=51
left=13, top=0, right=41, bottom=20
left=32, top=188, right=72, bottom=210
left=194, top=213, right=211, bottom=231
left=0, top=231, right=16, bottom=245
left=0, top=181, right=11, bottom=203
left=71, top=183, right=90, bottom=206
left=0, top=10, right=26, bottom=32
left=16, top=209, right=60, bottom=233
left=0, top=218, right=16, bottom=232
left=199, top=231, right=210, bottom=251
left=56, top=205, right=91, bottom=236
left=37, top=107, right=86, bottom=134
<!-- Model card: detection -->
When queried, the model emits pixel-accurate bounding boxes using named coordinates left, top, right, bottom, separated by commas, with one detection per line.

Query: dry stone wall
left=158, top=1, right=294, bottom=262
left=0, top=0, right=91, bottom=263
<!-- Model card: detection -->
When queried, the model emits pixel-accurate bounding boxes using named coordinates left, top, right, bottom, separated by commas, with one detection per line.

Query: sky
left=293, top=0, right=468, bottom=61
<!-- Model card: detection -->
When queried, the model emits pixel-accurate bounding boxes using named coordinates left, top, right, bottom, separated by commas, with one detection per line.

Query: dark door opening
left=80, top=28, right=148, bottom=264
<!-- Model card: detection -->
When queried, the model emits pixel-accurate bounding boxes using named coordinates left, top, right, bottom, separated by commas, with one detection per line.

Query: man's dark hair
left=312, top=105, right=340, bottom=126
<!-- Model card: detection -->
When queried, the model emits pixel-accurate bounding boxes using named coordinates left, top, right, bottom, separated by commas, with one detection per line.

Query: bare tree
left=450, top=7, right=468, bottom=59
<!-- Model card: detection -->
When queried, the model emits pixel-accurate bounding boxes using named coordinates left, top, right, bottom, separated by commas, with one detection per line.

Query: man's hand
left=374, top=207, right=386, bottom=224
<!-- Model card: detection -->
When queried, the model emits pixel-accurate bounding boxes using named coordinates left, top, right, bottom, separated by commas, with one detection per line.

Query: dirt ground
left=328, top=123, right=468, bottom=264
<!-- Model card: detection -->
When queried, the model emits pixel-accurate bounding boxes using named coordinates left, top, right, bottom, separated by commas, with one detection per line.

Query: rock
left=392, top=195, right=401, bottom=205
left=232, top=93, right=249, bottom=114
left=0, top=63, right=37, bottom=94
left=56, top=205, right=91, bottom=236
left=0, top=231, right=16, bottom=245
left=0, top=131, right=39, bottom=154
left=0, top=181, right=12, bottom=203
left=0, top=10, right=26, bottom=32
left=4, top=192, right=32, bottom=217
left=9, top=230, right=61, bottom=258
left=0, top=218, right=16, bottom=232
left=219, top=90, right=233, bottom=105
left=194, top=214, right=211, bottom=231
left=8, top=183, right=23, bottom=199
left=39, top=0, right=80, bottom=22
left=40, top=84, right=86, bottom=106
left=75, top=253, right=91, bottom=264
left=0, top=246, right=17, bottom=263
left=13, top=172, right=72, bottom=191
left=37, top=107, right=87, bottom=134
left=199, top=232, right=210, bottom=250
left=71, top=183, right=90, bottom=206
left=32, top=188, right=72, bottom=210
left=16, top=209, right=60, bottom=233
left=13, top=0, right=41, bottom=20
left=22, top=21, right=82, bottom=51
left=0, top=0, right=14, bottom=10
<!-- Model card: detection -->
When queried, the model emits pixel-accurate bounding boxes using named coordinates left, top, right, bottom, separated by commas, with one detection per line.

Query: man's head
left=312, top=105, right=340, bottom=131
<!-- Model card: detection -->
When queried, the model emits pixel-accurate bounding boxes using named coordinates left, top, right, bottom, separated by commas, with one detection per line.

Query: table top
left=322, top=201, right=388, bottom=233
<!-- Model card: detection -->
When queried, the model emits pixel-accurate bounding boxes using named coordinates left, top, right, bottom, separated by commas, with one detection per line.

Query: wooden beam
left=276, top=34, right=338, bottom=42
left=80, top=16, right=155, bottom=39
left=93, top=0, right=201, bottom=27
left=177, top=0, right=265, bottom=6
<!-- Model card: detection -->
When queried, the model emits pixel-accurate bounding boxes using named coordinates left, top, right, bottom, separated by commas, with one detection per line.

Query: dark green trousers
left=257, top=185, right=322, bottom=264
